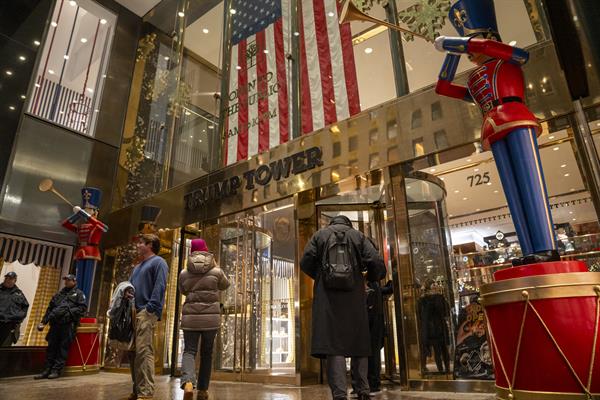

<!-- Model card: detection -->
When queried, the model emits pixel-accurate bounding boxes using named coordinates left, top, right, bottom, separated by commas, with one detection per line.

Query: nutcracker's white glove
left=434, top=36, right=446, bottom=52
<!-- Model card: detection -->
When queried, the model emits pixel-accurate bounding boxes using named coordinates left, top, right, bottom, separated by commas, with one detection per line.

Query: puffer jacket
left=179, top=251, right=230, bottom=331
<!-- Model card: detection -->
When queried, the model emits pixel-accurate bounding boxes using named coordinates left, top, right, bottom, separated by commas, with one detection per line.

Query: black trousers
left=45, top=323, right=76, bottom=373
left=0, top=322, right=15, bottom=346
left=368, top=314, right=384, bottom=390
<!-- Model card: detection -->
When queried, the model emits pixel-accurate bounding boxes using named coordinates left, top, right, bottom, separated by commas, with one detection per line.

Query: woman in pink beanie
left=178, top=239, right=229, bottom=400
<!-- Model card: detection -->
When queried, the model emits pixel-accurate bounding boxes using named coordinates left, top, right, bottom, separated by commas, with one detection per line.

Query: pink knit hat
left=191, top=238, right=209, bottom=253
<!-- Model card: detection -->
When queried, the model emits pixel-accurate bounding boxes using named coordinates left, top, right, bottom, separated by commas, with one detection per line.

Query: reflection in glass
left=27, top=0, right=115, bottom=136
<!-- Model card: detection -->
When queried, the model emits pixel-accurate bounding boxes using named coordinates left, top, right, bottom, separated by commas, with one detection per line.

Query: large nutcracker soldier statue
left=435, top=1, right=600, bottom=398
left=62, top=187, right=108, bottom=305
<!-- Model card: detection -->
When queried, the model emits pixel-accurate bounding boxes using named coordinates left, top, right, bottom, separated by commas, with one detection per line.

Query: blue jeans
left=180, top=330, right=218, bottom=390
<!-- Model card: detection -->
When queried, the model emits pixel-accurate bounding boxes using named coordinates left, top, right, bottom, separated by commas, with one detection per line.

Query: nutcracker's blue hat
left=449, top=0, right=501, bottom=40
left=81, top=187, right=102, bottom=210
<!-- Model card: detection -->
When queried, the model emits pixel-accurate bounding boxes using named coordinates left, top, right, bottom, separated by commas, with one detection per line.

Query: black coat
left=42, top=286, right=86, bottom=326
left=0, top=284, right=29, bottom=323
left=418, top=293, right=450, bottom=347
left=300, top=216, right=386, bottom=358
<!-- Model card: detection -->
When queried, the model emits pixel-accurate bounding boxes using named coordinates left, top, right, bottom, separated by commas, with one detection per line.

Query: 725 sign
left=467, top=172, right=490, bottom=187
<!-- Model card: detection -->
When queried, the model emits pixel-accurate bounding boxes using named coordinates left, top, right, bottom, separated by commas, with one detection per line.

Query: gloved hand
left=37, top=323, right=45, bottom=332
left=434, top=36, right=446, bottom=52
left=73, top=206, right=82, bottom=213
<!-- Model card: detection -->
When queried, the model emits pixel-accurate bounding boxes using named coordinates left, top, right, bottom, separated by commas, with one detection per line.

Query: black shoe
left=34, top=370, right=51, bottom=380
left=47, top=371, right=60, bottom=379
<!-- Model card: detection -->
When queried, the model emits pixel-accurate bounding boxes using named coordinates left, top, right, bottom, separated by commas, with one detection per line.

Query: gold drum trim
left=480, top=272, right=600, bottom=306
left=496, top=385, right=600, bottom=399
left=63, top=365, right=100, bottom=376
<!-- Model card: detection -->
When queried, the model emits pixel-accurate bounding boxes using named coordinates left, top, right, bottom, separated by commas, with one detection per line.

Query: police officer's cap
left=62, top=274, right=76, bottom=281
left=4, top=271, right=17, bottom=279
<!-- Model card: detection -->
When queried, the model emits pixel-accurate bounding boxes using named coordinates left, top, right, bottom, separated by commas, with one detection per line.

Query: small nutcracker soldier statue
left=434, top=0, right=558, bottom=264
left=62, top=187, right=108, bottom=304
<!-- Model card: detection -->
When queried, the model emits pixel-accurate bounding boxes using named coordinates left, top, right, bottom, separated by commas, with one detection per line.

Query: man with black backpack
left=300, top=215, right=386, bottom=400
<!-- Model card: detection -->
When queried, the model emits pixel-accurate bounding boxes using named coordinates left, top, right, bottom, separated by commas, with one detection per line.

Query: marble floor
left=0, top=373, right=495, bottom=400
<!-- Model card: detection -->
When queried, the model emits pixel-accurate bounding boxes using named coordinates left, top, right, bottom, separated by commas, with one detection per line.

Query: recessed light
left=100, top=19, right=107, bottom=24
left=59, top=111, right=64, bottom=114
left=467, top=158, right=472, bottom=162
left=486, top=182, right=492, bottom=185
left=35, top=83, right=40, bottom=88
left=430, top=168, right=436, bottom=172
left=164, top=56, right=170, bottom=61
left=564, top=173, right=570, bottom=177
left=236, top=65, right=242, bottom=70
left=327, top=11, right=335, bottom=17
left=230, top=9, right=237, bottom=14
left=20, top=95, right=26, bottom=100
left=476, top=208, right=481, bottom=211
left=69, top=0, right=76, bottom=6
left=553, top=146, right=559, bottom=151
left=462, top=197, right=468, bottom=201
left=364, top=47, right=373, bottom=54
left=548, top=135, right=554, bottom=139
left=94, top=109, right=99, bottom=113
left=178, top=11, right=185, bottom=17
left=494, top=190, right=499, bottom=193
left=561, top=164, right=566, bottom=168
left=293, top=31, right=300, bottom=36
left=570, top=188, right=575, bottom=192
left=454, top=190, right=459, bottom=193
left=573, top=218, right=577, bottom=221
left=80, top=38, right=88, bottom=43
left=18, top=55, right=26, bottom=61
left=185, top=111, right=191, bottom=116
left=202, top=28, right=209, bottom=34
left=406, top=186, right=411, bottom=190
left=51, top=21, right=58, bottom=27
left=208, top=125, right=214, bottom=129
left=86, top=87, right=94, bottom=93
left=474, top=168, right=479, bottom=172
left=8, top=106, right=15, bottom=111
left=64, top=55, right=69, bottom=60
left=33, top=40, right=41, bottom=46
left=189, top=135, right=193, bottom=138
left=48, top=69, right=55, bottom=74
left=263, top=49, right=269, bottom=54
left=5, top=70, right=12, bottom=76
left=199, top=140, right=202, bottom=143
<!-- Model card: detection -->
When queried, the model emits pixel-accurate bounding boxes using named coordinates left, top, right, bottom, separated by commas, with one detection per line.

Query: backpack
left=321, top=227, right=358, bottom=291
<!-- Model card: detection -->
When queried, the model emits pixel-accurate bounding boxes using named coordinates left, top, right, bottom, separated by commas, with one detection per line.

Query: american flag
left=224, top=0, right=360, bottom=166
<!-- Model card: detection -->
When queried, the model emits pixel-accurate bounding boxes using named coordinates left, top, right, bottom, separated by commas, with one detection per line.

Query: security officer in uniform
left=34, top=274, right=86, bottom=379
left=0, top=271, right=29, bottom=346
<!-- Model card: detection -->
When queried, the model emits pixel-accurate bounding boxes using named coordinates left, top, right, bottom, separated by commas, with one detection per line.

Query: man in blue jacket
left=126, top=233, right=168, bottom=400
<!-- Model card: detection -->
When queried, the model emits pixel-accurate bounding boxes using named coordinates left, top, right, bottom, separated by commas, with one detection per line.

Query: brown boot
left=183, top=382, right=194, bottom=400
left=197, top=389, right=209, bottom=400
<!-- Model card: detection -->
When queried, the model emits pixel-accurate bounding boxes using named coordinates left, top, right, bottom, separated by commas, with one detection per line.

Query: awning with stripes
left=0, top=234, right=73, bottom=270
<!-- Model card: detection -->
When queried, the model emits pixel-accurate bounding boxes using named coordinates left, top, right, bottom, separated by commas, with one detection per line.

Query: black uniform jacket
left=0, top=284, right=29, bottom=323
left=42, top=286, right=86, bottom=326
left=300, top=216, right=386, bottom=358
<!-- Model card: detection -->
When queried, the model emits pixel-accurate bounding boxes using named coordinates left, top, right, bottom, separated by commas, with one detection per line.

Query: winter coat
left=300, top=215, right=386, bottom=358
left=42, top=286, right=86, bottom=326
left=0, top=284, right=29, bottom=324
left=179, top=251, right=230, bottom=331
left=418, top=293, right=450, bottom=346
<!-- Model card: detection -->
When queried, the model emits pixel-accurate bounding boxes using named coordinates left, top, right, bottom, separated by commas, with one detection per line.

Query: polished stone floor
left=0, top=373, right=495, bottom=400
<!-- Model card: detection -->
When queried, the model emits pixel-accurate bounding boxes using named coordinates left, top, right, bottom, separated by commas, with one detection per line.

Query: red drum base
left=481, top=261, right=600, bottom=399
left=64, top=317, right=102, bottom=376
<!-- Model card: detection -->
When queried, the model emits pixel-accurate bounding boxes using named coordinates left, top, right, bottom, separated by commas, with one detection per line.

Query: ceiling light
left=553, top=146, right=559, bottom=151
left=51, top=21, right=58, bottom=27
left=202, top=28, right=209, bottom=34
left=476, top=208, right=480, bottom=212
left=486, top=182, right=492, bottom=185
left=80, top=38, right=88, bottom=43
left=449, top=214, right=453, bottom=218
left=570, top=188, right=575, bottom=192
left=236, top=65, right=242, bottom=70
left=18, top=55, right=26, bottom=61
left=440, top=177, right=444, bottom=181
left=494, top=190, right=499, bottom=193
left=185, top=111, right=191, bottom=116
left=327, top=11, right=335, bottom=17
left=48, top=69, right=55, bottom=74
left=33, top=40, right=41, bottom=46
left=561, top=164, right=567, bottom=168
left=230, top=9, right=237, bottom=14
left=164, top=56, right=170, bottom=61
left=454, top=190, right=459, bottom=193
left=474, top=168, right=479, bottom=172
left=69, top=1, right=76, bottom=6
left=86, top=87, right=94, bottom=93
left=178, top=11, right=185, bottom=17
left=208, top=125, right=214, bottom=129
left=528, top=83, right=533, bottom=89
left=564, top=173, right=570, bottom=177
left=5, top=70, right=12, bottom=76
left=293, top=31, right=300, bottom=36
left=548, top=135, right=554, bottom=139
left=8, top=106, right=15, bottom=111
left=542, top=77, right=548, bottom=84
left=466, top=158, right=472, bottom=162
left=94, top=109, right=99, bottom=113
left=429, top=168, right=436, bottom=172
left=20, top=95, right=26, bottom=100
left=462, top=197, right=468, bottom=201
left=64, top=55, right=69, bottom=59
left=35, top=83, right=40, bottom=88
left=199, top=140, right=202, bottom=143
left=406, top=186, right=411, bottom=190
left=263, top=49, right=269, bottom=54
left=100, top=19, right=107, bottom=24
left=572, top=218, right=577, bottom=221
left=364, top=47, right=373, bottom=54
left=189, top=135, right=193, bottom=138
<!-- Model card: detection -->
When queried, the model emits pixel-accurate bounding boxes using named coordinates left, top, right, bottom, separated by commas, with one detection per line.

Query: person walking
left=0, top=272, right=29, bottom=346
left=34, top=274, right=86, bottom=379
left=178, top=238, right=230, bottom=400
left=300, top=215, right=386, bottom=400
left=126, top=234, right=169, bottom=400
